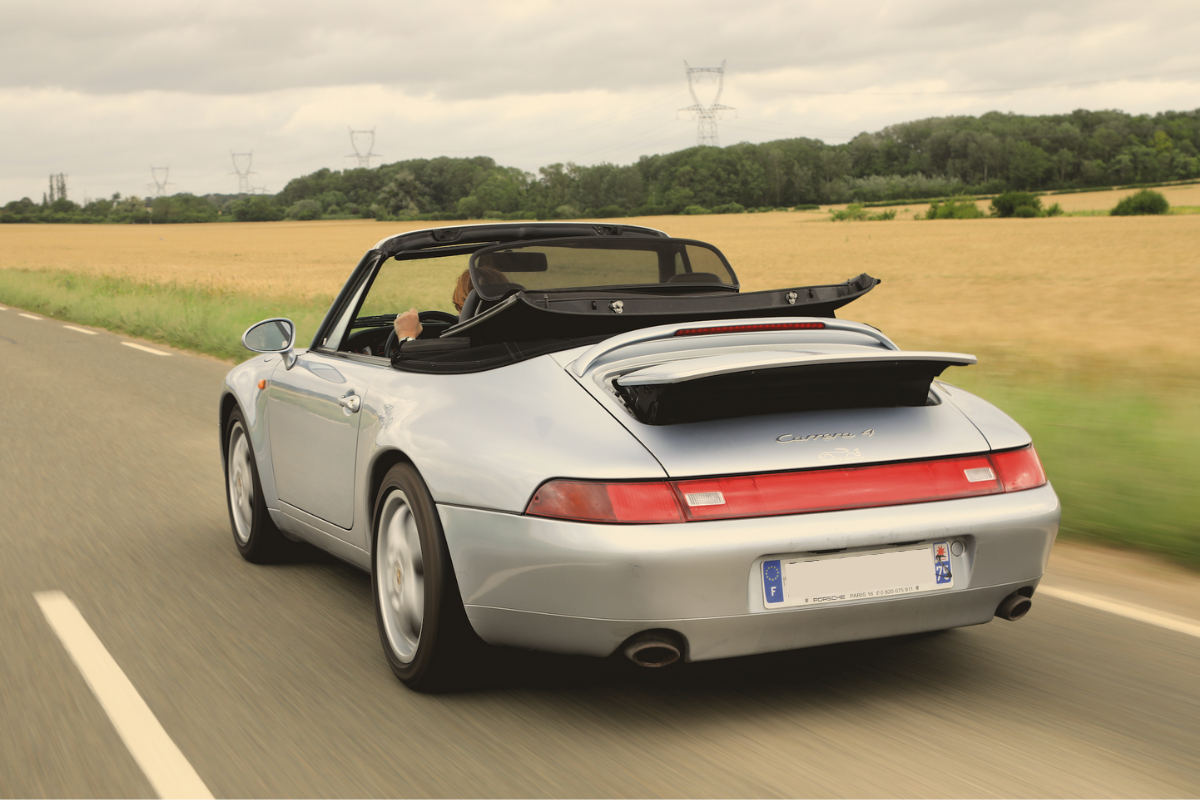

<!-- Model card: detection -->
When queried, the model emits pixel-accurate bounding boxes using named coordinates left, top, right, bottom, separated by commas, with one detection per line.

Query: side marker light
left=258, top=379, right=267, bottom=390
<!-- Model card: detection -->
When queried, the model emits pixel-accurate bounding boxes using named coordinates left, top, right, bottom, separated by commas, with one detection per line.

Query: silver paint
left=220, top=235, right=1056, bottom=664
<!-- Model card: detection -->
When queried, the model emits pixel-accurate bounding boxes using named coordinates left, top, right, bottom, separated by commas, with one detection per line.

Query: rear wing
left=618, top=350, right=976, bottom=386
left=571, top=317, right=899, bottom=376
left=612, top=349, right=976, bottom=426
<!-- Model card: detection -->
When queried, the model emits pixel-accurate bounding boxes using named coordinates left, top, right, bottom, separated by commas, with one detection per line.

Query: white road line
left=19, top=312, right=43, bottom=320
left=1039, top=585, right=1200, bottom=639
left=122, top=342, right=171, bottom=356
left=64, top=325, right=100, bottom=335
left=34, top=592, right=213, bottom=800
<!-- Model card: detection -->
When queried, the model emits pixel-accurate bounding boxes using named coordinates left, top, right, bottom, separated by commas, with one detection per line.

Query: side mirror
left=242, top=318, right=298, bottom=368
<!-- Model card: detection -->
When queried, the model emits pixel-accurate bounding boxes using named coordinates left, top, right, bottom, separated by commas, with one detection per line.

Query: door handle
left=338, top=392, right=361, bottom=413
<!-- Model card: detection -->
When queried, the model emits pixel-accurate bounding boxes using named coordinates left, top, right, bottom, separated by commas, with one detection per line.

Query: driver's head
left=452, top=260, right=509, bottom=312
left=452, top=270, right=472, bottom=312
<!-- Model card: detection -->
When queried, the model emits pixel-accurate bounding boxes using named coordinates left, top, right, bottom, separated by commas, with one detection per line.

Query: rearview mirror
left=242, top=318, right=297, bottom=367
left=483, top=252, right=549, bottom=272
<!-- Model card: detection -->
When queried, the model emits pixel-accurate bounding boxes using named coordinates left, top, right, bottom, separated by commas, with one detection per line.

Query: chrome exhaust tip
left=995, top=592, right=1033, bottom=621
left=622, top=630, right=684, bottom=667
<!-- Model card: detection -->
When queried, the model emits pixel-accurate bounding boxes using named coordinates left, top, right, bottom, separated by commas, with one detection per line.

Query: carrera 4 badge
left=777, top=429, right=875, bottom=444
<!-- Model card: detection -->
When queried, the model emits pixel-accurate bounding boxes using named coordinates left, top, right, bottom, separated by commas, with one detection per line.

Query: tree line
left=4, top=108, right=1198, bottom=224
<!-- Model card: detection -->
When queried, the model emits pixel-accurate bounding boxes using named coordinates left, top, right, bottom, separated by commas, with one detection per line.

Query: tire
left=224, top=408, right=292, bottom=563
left=372, top=463, right=476, bottom=691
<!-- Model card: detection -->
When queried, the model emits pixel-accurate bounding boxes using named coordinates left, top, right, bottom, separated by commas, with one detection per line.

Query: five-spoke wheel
left=227, top=420, right=255, bottom=545
left=375, top=488, right=426, bottom=663
left=224, top=408, right=291, bottom=562
left=372, top=463, right=477, bottom=690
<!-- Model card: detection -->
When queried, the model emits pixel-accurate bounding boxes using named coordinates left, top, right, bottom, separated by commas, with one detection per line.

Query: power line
left=680, top=60, right=735, bottom=146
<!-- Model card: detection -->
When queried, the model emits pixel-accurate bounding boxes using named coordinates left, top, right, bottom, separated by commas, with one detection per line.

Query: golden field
left=2, top=189, right=1198, bottom=379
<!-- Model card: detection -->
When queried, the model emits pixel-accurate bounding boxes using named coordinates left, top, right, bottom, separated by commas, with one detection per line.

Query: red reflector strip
left=524, top=447, right=1047, bottom=524
left=675, top=322, right=826, bottom=337
left=675, top=455, right=1002, bottom=521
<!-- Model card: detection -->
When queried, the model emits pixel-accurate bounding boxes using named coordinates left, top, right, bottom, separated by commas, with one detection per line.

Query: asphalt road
left=2, top=306, right=1198, bottom=798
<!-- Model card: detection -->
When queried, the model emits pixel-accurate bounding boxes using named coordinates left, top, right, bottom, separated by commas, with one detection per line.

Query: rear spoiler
left=572, top=317, right=899, bottom=376
left=613, top=351, right=975, bottom=426
left=618, top=350, right=976, bottom=386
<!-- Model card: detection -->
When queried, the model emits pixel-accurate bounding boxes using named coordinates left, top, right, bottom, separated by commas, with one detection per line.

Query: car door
left=266, top=351, right=383, bottom=531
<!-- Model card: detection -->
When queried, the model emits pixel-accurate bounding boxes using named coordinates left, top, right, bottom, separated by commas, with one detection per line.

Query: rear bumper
left=439, top=484, right=1060, bottom=661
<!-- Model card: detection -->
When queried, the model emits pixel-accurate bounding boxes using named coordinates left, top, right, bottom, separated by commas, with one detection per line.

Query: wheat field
left=2, top=187, right=1197, bottom=378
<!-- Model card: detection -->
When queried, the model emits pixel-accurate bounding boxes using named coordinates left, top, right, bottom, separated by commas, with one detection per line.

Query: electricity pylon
left=347, top=127, right=380, bottom=169
left=680, top=61, right=734, bottom=147
left=148, top=166, right=174, bottom=197
left=230, top=151, right=256, bottom=194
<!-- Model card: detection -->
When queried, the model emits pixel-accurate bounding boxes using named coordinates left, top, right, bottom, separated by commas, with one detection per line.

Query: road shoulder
left=1044, top=537, right=1200, bottom=622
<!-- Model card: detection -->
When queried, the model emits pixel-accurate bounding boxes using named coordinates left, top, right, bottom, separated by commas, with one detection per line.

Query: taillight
left=526, top=480, right=683, bottom=523
left=525, top=446, right=1047, bottom=524
left=992, top=446, right=1047, bottom=492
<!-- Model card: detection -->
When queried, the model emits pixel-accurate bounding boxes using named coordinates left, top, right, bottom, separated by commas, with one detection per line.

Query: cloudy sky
left=2, top=0, right=1198, bottom=204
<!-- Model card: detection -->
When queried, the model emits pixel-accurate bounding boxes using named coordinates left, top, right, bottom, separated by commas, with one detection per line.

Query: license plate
left=761, top=542, right=954, bottom=608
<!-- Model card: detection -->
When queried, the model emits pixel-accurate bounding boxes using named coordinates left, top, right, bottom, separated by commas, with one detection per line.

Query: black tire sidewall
left=372, top=463, right=458, bottom=689
left=224, top=407, right=282, bottom=562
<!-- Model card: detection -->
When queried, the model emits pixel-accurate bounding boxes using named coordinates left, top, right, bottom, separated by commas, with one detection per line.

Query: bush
left=1045, top=203, right=1064, bottom=217
left=1111, top=189, right=1170, bottom=216
left=831, top=203, right=896, bottom=222
left=591, top=205, right=627, bottom=218
left=1013, top=205, right=1040, bottom=218
left=681, top=205, right=711, bottom=215
left=991, top=192, right=1042, bottom=218
left=230, top=196, right=284, bottom=222
left=793, top=204, right=820, bottom=211
left=924, top=198, right=986, bottom=219
left=831, top=204, right=868, bottom=221
left=710, top=202, right=746, bottom=214
left=286, top=199, right=323, bottom=221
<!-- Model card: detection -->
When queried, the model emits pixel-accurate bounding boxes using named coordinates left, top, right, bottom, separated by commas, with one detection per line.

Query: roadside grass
left=950, top=370, right=1200, bottom=569
left=0, top=269, right=334, bottom=361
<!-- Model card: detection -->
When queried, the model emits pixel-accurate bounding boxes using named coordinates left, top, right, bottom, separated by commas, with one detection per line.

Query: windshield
left=468, top=237, right=737, bottom=301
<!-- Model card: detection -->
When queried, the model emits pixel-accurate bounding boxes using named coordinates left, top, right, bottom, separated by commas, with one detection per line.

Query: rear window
left=469, top=237, right=736, bottom=301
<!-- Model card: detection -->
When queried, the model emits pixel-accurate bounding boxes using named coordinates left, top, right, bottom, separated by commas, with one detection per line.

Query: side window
left=337, top=253, right=471, bottom=354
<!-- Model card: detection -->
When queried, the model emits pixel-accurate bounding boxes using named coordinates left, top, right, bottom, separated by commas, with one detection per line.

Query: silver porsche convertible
left=220, top=222, right=1059, bottom=691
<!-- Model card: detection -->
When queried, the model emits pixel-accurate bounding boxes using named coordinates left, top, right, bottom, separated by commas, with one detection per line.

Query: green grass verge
left=3, top=267, right=1197, bottom=568
left=0, top=269, right=333, bottom=361
left=950, top=370, right=1199, bottom=569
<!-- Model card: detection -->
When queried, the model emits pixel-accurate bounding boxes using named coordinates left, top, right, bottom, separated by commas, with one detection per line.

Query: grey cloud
left=4, top=0, right=1197, bottom=99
